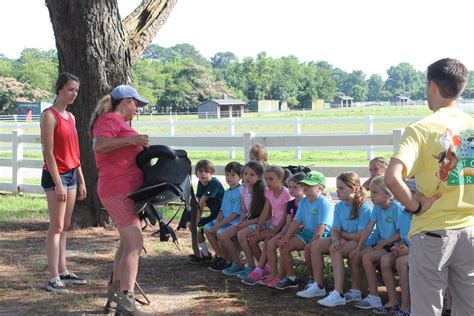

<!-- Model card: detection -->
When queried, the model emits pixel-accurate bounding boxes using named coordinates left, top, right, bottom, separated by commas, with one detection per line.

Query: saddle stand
left=120, top=145, right=199, bottom=307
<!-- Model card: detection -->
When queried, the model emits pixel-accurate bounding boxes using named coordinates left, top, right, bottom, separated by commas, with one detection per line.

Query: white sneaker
left=354, top=294, right=382, bottom=309
left=317, top=290, right=346, bottom=307
left=296, top=282, right=326, bottom=298
left=344, top=288, right=362, bottom=302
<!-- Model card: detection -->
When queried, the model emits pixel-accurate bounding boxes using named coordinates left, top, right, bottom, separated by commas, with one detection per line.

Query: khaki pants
left=409, top=226, right=474, bottom=316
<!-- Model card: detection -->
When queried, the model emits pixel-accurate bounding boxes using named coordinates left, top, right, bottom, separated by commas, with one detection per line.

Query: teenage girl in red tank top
left=40, top=72, right=87, bottom=293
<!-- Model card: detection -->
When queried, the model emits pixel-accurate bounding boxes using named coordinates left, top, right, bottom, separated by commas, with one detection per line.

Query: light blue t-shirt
left=396, top=209, right=413, bottom=247
left=294, top=194, right=334, bottom=237
left=333, top=200, right=378, bottom=246
left=370, top=200, right=403, bottom=241
left=220, top=184, right=242, bottom=225
left=333, top=200, right=372, bottom=233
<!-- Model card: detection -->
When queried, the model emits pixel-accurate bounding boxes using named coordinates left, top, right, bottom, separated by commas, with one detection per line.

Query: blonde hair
left=89, top=95, right=120, bottom=137
left=249, top=144, right=268, bottom=162
left=370, top=157, right=389, bottom=169
left=370, top=176, right=393, bottom=198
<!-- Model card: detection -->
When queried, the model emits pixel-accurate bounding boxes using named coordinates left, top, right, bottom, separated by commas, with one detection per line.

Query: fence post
left=228, top=118, right=236, bottom=158
left=366, top=115, right=374, bottom=160
left=243, top=132, right=255, bottom=163
left=168, top=119, right=175, bottom=136
left=294, top=117, right=302, bottom=160
left=392, top=128, right=404, bottom=153
left=12, top=129, right=23, bottom=194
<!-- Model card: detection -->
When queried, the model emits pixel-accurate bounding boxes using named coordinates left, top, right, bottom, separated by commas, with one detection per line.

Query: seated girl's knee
left=396, top=256, right=409, bottom=271
left=380, top=254, right=393, bottom=268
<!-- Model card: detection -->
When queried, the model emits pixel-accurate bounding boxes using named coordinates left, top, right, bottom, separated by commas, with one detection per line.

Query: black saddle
left=284, top=165, right=311, bottom=174
left=128, top=145, right=193, bottom=246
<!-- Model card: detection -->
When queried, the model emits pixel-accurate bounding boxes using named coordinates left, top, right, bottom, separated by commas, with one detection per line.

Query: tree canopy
left=2, top=45, right=474, bottom=115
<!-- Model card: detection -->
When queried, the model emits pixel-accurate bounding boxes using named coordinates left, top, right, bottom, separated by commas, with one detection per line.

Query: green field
left=0, top=105, right=427, bottom=162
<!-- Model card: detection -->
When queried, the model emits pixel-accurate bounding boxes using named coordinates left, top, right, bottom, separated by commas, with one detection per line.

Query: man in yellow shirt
left=385, top=58, right=473, bottom=316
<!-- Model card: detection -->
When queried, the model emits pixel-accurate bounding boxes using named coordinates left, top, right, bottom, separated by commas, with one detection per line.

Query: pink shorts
left=340, top=237, right=348, bottom=247
left=100, top=194, right=140, bottom=229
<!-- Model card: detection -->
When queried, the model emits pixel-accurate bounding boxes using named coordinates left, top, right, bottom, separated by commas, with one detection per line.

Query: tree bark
left=45, top=0, right=176, bottom=227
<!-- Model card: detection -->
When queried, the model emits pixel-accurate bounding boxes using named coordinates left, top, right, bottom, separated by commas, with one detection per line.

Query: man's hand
left=415, top=190, right=442, bottom=216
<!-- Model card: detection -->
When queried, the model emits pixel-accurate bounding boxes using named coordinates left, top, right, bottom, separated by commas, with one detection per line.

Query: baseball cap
left=299, top=171, right=326, bottom=187
left=111, top=85, right=149, bottom=107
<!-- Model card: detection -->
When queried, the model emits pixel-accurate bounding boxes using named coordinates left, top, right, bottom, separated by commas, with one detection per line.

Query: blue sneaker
left=236, top=266, right=254, bottom=279
left=222, top=263, right=245, bottom=276
left=275, top=276, right=299, bottom=290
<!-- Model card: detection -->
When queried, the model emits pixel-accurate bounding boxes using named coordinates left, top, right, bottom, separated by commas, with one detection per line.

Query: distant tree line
left=1, top=45, right=474, bottom=114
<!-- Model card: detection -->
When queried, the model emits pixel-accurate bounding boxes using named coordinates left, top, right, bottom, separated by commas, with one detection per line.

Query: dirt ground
left=0, top=219, right=380, bottom=315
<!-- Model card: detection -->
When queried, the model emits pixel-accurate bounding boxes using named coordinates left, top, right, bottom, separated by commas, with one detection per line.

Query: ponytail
left=89, top=95, right=119, bottom=137
left=337, top=172, right=367, bottom=220
left=351, top=185, right=367, bottom=220
left=243, top=161, right=266, bottom=219
left=249, top=178, right=266, bottom=219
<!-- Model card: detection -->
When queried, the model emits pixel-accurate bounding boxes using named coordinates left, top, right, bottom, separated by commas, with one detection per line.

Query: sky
left=0, top=0, right=473, bottom=78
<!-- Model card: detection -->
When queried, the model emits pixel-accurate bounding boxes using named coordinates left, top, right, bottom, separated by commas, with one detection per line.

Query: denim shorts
left=41, top=168, right=77, bottom=191
left=248, top=222, right=275, bottom=232
left=204, top=220, right=233, bottom=236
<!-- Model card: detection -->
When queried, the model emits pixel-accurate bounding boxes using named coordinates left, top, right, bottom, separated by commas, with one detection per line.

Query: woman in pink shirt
left=90, top=85, right=149, bottom=314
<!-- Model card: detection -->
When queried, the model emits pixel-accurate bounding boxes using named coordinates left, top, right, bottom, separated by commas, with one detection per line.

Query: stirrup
left=134, top=281, right=151, bottom=306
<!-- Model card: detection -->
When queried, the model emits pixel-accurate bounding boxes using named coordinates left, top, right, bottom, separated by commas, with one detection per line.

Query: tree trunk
left=45, top=0, right=176, bottom=227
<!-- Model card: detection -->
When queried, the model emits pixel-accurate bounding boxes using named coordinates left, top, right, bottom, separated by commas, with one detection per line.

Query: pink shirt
left=265, top=186, right=293, bottom=226
left=93, top=112, right=143, bottom=198
left=240, top=186, right=252, bottom=219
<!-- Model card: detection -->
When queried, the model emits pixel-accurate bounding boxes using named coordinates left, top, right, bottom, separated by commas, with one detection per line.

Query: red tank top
left=43, top=107, right=80, bottom=174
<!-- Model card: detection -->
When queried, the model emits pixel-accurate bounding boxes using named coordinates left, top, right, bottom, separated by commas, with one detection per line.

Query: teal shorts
left=296, top=229, right=314, bottom=244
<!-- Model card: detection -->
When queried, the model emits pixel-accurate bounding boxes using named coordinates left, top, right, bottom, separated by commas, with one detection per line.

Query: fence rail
left=0, top=127, right=404, bottom=194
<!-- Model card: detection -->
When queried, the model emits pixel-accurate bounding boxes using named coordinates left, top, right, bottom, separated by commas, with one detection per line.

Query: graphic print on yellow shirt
left=435, top=127, right=474, bottom=186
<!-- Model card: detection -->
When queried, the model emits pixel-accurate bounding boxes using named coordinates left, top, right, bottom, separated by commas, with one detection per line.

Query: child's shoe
left=236, top=266, right=254, bottom=279
left=222, top=263, right=244, bottom=276
left=208, top=257, right=229, bottom=272
left=317, top=290, right=346, bottom=307
left=296, top=282, right=326, bottom=298
left=189, top=253, right=212, bottom=264
left=343, top=288, right=362, bottom=302
left=373, top=305, right=400, bottom=314
left=354, top=294, right=382, bottom=309
left=241, top=268, right=263, bottom=285
left=259, top=277, right=280, bottom=287
left=274, top=276, right=298, bottom=290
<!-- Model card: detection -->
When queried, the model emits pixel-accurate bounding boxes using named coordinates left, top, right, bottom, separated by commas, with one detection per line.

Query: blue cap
left=111, top=85, right=149, bottom=107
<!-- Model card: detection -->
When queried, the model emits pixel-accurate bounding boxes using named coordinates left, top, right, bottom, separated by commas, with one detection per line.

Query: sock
left=288, top=276, right=296, bottom=281
left=59, top=270, right=70, bottom=277
left=50, top=276, right=60, bottom=283
left=198, top=242, right=209, bottom=256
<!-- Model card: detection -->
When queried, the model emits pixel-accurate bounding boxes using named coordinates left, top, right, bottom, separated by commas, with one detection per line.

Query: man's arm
left=384, top=158, right=420, bottom=212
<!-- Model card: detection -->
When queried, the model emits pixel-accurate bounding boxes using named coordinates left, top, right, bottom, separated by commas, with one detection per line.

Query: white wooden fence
left=0, top=127, right=404, bottom=194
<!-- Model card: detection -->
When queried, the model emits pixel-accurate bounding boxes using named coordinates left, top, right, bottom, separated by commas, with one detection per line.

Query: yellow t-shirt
left=392, top=107, right=474, bottom=237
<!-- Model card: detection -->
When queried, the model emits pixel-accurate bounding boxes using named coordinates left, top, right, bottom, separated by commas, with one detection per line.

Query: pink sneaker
left=246, top=268, right=263, bottom=282
left=262, top=265, right=270, bottom=277
left=261, top=278, right=280, bottom=288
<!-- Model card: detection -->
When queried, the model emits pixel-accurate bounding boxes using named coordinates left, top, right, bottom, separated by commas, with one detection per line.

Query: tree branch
left=123, top=0, right=177, bottom=64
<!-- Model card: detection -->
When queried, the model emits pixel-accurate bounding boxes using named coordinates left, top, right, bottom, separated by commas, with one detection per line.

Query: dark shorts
left=41, top=168, right=77, bottom=191
left=383, top=243, right=395, bottom=253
